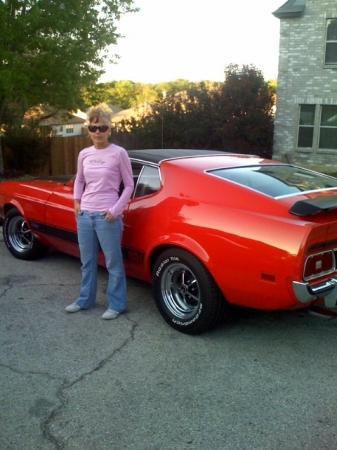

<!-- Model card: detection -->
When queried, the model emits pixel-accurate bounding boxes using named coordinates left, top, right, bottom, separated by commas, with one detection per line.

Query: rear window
left=208, top=165, right=337, bottom=198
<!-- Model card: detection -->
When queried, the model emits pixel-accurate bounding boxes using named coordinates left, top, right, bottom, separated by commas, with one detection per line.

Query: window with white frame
left=66, top=124, right=74, bottom=134
left=297, top=105, right=316, bottom=148
left=319, top=105, right=337, bottom=150
left=325, top=18, right=337, bottom=65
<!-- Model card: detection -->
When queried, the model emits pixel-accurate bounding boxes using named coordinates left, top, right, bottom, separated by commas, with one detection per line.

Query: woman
left=65, top=105, right=134, bottom=319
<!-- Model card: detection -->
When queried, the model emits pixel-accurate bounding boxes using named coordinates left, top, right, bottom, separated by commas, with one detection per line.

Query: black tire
left=3, top=208, right=49, bottom=260
left=152, top=248, right=227, bottom=334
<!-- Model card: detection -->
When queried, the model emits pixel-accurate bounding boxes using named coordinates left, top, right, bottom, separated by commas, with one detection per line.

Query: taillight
left=303, top=250, right=335, bottom=281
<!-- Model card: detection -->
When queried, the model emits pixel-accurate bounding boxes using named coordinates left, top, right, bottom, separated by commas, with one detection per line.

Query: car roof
left=127, top=149, right=229, bottom=164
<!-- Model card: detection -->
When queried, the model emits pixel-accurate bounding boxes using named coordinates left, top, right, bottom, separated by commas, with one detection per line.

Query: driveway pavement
left=1, top=228, right=337, bottom=450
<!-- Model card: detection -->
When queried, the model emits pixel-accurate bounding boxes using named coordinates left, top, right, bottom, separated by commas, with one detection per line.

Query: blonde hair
left=86, top=105, right=112, bottom=126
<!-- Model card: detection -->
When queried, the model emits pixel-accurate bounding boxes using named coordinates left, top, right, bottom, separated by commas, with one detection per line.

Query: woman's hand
left=74, top=199, right=81, bottom=216
left=101, top=210, right=116, bottom=221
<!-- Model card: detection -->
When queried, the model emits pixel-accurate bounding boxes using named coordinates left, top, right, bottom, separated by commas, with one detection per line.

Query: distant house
left=38, top=104, right=123, bottom=137
left=272, top=0, right=337, bottom=171
left=111, top=103, right=153, bottom=130
left=40, top=112, right=86, bottom=137
left=106, top=103, right=124, bottom=116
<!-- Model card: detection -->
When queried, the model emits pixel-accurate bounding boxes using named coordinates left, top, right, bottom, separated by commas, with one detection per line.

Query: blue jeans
left=75, top=211, right=126, bottom=312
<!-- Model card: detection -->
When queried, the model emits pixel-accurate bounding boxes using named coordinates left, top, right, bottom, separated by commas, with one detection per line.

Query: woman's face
left=88, top=120, right=110, bottom=149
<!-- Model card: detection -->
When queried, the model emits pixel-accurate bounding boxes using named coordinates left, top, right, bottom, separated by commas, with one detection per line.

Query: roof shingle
left=272, top=0, right=306, bottom=19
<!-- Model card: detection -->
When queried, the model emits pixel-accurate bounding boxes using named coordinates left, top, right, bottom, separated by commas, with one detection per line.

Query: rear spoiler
left=289, top=194, right=337, bottom=216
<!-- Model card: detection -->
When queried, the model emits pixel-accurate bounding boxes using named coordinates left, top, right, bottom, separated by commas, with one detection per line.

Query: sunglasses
left=88, top=125, right=109, bottom=133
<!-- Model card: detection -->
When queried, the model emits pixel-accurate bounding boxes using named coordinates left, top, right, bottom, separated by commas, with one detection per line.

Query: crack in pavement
left=0, top=277, right=13, bottom=298
left=41, top=314, right=138, bottom=449
left=1, top=271, right=141, bottom=448
left=1, top=280, right=81, bottom=289
left=0, top=363, right=65, bottom=382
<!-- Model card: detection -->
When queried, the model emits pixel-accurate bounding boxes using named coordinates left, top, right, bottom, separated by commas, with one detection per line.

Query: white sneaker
left=65, top=303, right=82, bottom=313
left=102, top=309, right=120, bottom=320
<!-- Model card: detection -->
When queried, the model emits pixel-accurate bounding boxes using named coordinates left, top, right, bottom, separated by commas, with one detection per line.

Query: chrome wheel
left=161, top=262, right=201, bottom=320
left=6, top=215, right=33, bottom=253
left=3, top=208, right=49, bottom=260
left=153, top=248, right=226, bottom=334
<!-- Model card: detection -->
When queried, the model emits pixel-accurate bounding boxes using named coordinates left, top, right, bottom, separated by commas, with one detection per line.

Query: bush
left=3, top=124, right=51, bottom=174
left=0, top=169, right=26, bottom=180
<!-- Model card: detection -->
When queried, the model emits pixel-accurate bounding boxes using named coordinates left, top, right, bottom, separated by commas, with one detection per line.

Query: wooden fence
left=48, top=136, right=92, bottom=175
left=46, top=133, right=140, bottom=175
left=2, top=131, right=144, bottom=176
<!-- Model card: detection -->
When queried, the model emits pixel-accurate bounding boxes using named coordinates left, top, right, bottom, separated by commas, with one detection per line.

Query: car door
left=122, top=163, right=162, bottom=281
left=44, top=178, right=80, bottom=257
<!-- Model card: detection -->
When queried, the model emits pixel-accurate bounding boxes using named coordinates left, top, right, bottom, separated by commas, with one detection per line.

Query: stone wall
left=273, top=0, right=337, bottom=172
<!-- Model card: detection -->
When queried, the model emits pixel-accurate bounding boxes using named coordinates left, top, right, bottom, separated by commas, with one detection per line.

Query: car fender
left=3, top=199, right=48, bottom=245
left=147, top=232, right=210, bottom=270
left=3, top=199, right=27, bottom=221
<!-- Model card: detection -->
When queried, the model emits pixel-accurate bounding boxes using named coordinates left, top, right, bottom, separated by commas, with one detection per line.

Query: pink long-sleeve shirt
left=73, top=143, right=134, bottom=217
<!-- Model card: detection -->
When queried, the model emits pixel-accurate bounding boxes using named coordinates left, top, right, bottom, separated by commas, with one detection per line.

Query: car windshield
left=208, top=165, right=337, bottom=198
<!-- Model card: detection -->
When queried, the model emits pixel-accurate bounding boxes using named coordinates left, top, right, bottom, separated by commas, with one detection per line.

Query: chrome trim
left=293, top=276, right=337, bottom=308
left=276, top=187, right=337, bottom=200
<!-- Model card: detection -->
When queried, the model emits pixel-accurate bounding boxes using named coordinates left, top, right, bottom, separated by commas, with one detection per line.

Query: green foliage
left=82, top=79, right=198, bottom=111
left=123, top=66, right=275, bottom=157
left=213, top=64, right=275, bottom=157
left=83, top=80, right=160, bottom=110
left=0, top=0, right=138, bottom=125
left=126, top=81, right=219, bottom=149
left=268, top=79, right=277, bottom=94
left=0, top=0, right=137, bottom=172
left=3, top=122, right=52, bottom=173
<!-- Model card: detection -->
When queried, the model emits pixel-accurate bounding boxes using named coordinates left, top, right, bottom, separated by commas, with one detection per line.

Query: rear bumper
left=293, top=276, right=337, bottom=308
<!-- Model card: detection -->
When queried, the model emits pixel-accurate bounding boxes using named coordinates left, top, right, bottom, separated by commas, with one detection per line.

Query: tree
left=212, top=64, right=275, bottom=157
left=268, top=79, right=277, bottom=95
left=82, top=80, right=168, bottom=111
left=0, top=0, right=138, bottom=170
left=3, top=120, right=52, bottom=173
left=127, top=72, right=275, bottom=157
left=128, top=81, right=220, bottom=150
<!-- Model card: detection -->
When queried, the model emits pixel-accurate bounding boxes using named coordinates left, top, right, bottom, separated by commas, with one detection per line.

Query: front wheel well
left=1, top=204, right=22, bottom=226
left=4, top=203, right=24, bottom=217
left=3, top=207, right=49, bottom=260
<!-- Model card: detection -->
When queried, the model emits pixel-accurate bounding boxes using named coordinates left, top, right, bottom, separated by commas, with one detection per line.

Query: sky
left=100, top=0, right=284, bottom=84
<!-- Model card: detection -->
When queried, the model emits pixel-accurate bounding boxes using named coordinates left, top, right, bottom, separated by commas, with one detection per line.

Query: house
left=40, top=112, right=86, bottom=137
left=111, top=102, right=153, bottom=130
left=40, top=104, right=123, bottom=137
left=272, top=0, right=337, bottom=171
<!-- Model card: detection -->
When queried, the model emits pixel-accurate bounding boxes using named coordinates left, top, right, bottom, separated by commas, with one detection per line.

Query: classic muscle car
left=2, top=149, right=337, bottom=334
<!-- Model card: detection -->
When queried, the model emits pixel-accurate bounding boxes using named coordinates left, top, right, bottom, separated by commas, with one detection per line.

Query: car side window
left=130, top=162, right=143, bottom=196
left=134, top=165, right=161, bottom=198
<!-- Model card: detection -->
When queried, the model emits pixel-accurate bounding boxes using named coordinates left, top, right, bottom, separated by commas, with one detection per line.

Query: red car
left=1, top=149, right=337, bottom=334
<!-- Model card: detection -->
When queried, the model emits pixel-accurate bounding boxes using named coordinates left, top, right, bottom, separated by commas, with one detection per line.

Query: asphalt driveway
left=1, top=228, right=337, bottom=450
